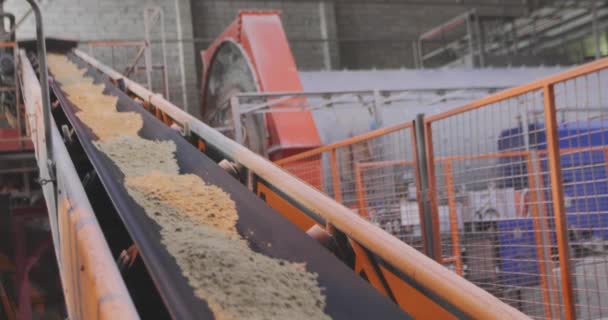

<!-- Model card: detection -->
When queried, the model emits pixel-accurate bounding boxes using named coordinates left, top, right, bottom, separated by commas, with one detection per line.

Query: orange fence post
left=329, top=148, right=342, bottom=203
left=423, top=121, right=443, bottom=263
left=411, top=126, right=429, bottom=256
left=535, top=153, right=563, bottom=319
left=354, top=163, right=369, bottom=219
left=543, top=84, right=576, bottom=320
left=442, top=161, right=463, bottom=275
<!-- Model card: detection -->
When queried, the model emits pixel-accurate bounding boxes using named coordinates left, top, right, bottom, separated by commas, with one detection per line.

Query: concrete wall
left=5, top=0, right=200, bottom=116
left=189, top=0, right=530, bottom=71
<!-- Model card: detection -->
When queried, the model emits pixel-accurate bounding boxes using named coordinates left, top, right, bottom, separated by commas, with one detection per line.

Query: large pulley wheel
left=202, top=41, right=266, bottom=155
left=200, top=11, right=321, bottom=161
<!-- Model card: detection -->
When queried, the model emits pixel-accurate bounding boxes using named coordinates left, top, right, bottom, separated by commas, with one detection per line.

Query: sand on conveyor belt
left=48, top=55, right=142, bottom=141
left=48, top=54, right=330, bottom=320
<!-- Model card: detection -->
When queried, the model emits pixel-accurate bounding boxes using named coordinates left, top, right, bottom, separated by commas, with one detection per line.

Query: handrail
left=20, top=49, right=139, bottom=320
left=276, top=121, right=414, bottom=165
left=73, top=49, right=529, bottom=319
left=25, top=0, right=54, bottom=181
left=426, top=57, right=608, bottom=123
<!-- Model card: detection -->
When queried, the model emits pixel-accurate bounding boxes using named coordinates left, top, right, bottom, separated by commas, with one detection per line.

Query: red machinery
left=200, top=11, right=321, bottom=160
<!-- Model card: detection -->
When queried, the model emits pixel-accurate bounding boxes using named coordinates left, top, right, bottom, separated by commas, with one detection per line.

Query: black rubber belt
left=50, top=52, right=409, bottom=320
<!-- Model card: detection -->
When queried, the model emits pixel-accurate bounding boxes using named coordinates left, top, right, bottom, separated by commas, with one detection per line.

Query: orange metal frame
left=422, top=57, right=608, bottom=320
left=276, top=57, right=608, bottom=319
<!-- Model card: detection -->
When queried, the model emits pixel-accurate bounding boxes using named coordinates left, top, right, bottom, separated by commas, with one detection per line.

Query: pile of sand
left=95, top=137, right=179, bottom=177
left=48, top=54, right=330, bottom=319
left=127, top=173, right=328, bottom=319
left=48, top=55, right=142, bottom=141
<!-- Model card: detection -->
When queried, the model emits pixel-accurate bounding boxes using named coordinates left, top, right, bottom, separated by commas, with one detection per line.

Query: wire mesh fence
left=277, top=58, right=608, bottom=319
left=424, top=60, right=608, bottom=319
left=551, top=68, right=608, bottom=320
left=276, top=123, right=424, bottom=252
left=426, top=93, right=564, bottom=319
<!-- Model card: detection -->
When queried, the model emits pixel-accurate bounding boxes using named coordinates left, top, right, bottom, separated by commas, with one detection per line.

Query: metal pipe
left=414, top=113, right=438, bottom=260
left=25, top=0, right=54, bottom=180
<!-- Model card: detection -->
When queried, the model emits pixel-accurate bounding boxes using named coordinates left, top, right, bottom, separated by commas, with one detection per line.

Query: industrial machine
left=1, top=4, right=530, bottom=319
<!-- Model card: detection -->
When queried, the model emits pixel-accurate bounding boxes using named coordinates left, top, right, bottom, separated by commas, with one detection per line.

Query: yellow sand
left=48, top=53, right=330, bottom=320
left=48, top=55, right=142, bottom=140
left=126, top=173, right=329, bottom=320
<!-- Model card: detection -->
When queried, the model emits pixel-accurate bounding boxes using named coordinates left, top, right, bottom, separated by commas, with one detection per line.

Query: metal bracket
left=180, top=121, right=191, bottom=138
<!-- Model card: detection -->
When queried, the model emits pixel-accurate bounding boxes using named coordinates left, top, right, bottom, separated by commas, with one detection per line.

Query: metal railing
left=278, top=57, right=608, bottom=319
left=275, top=122, right=424, bottom=252
left=228, top=87, right=506, bottom=157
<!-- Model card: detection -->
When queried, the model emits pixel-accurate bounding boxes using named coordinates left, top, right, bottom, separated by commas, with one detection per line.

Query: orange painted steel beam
left=329, top=149, right=342, bottom=203
left=435, top=146, right=608, bottom=164
left=354, top=162, right=370, bottom=219
left=441, top=161, right=463, bottom=276
left=543, top=84, right=576, bottom=320
left=437, top=150, right=531, bottom=162
left=542, top=161, right=562, bottom=320
left=350, top=241, right=390, bottom=298
left=423, top=121, right=443, bottom=263
left=357, top=160, right=415, bottom=168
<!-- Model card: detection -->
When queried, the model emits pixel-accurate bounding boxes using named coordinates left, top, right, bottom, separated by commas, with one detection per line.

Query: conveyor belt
left=50, top=52, right=408, bottom=319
